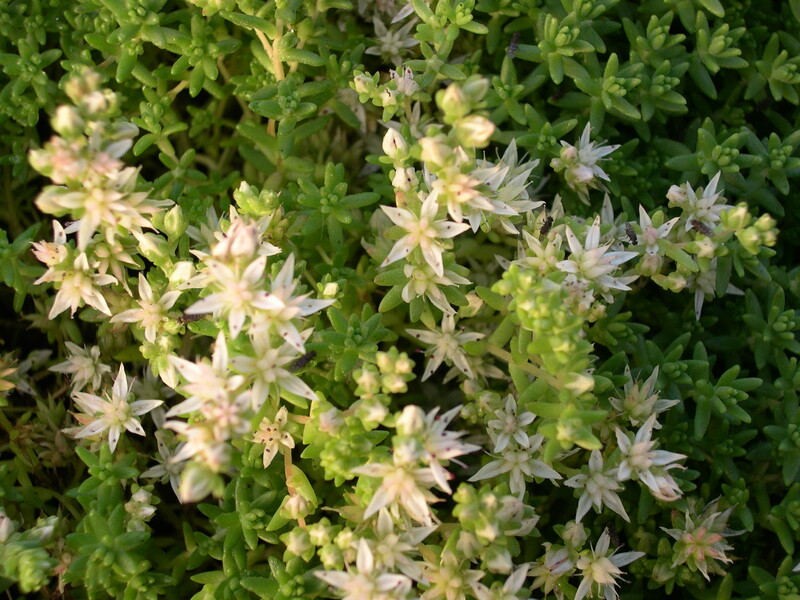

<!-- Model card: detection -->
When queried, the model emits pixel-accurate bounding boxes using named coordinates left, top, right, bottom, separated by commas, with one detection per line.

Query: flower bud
left=0, top=509, right=16, bottom=543
left=462, top=76, right=490, bottom=104
left=283, top=527, right=312, bottom=556
left=438, top=84, right=469, bottom=120
left=721, top=204, right=750, bottom=230
left=52, top=106, right=84, bottom=137
left=353, top=74, right=372, bottom=95
left=396, top=405, right=425, bottom=436
left=392, top=167, right=418, bottom=192
left=420, top=135, right=452, bottom=167
left=162, top=205, right=187, bottom=240
left=666, top=184, right=688, bottom=206
left=381, top=88, right=397, bottom=106
left=382, top=128, right=408, bottom=161
left=455, top=115, right=495, bottom=148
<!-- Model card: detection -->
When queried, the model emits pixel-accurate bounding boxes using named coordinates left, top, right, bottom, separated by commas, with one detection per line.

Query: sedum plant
left=0, top=0, right=799, bottom=599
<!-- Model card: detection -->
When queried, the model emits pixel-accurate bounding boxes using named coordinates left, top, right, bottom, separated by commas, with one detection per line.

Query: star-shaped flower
left=67, top=364, right=162, bottom=452
left=381, top=193, right=470, bottom=277
left=407, top=314, right=483, bottom=381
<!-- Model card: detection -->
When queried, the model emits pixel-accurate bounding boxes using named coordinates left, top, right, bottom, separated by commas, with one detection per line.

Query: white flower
left=372, top=509, right=435, bottom=581
left=414, top=405, right=480, bottom=493
left=471, top=564, right=530, bottom=600
left=66, top=364, right=162, bottom=453
left=353, top=453, right=441, bottom=526
left=530, top=544, right=574, bottom=596
left=550, top=123, right=620, bottom=202
left=389, top=66, right=418, bottom=96
left=609, top=366, right=679, bottom=428
left=574, top=530, right=644, bottom=600
left=667, top=172, right=731, bottom=232
left=365, top=17, right=419, bottom=65
left=421, top=551, right=484, bottom=600
left=248, top=254, right=336, bottom=351
left=141, top=430, right=184, bottom=497
left=661, top=499, right=741, bottom=580
left=35, top=251, right=117, bottom=318
left=183, top=255, right=285, bottom=339
left=637, top=206, right=679, bottom=255
left=686, top=257, right=743, bottom=321
left=614, top=414, right=686, bottom=501
left=111, top=273, right=182, bottom=343
left=253, top=406, right=295, bottom=468
left=407, top=314, right=483, bottom=381
left=381, top=193, right=470, bottom=277
left=230, top=331, right=317, bottom=408
left=487, top=395, right=536, bottom=453
left=401, top=262, right=470, bottom=315
left=316, top=538, right=412, bottom=600
left=469, top=434, right=561, bottom=497
left=558, top=217, right=638, bottom=289
left=166, top=332, right=246, bottom=417
left=564, top=450, right=629, bottom=522
left=49, top=342, right=111, bottom=392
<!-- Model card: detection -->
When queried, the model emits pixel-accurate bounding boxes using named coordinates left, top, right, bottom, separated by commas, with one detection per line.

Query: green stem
left=485, top=343, right=561, bottom=389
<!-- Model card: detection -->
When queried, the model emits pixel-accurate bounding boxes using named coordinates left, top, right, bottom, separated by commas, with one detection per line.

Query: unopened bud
left=455, top=115, right=495, bottom=148
left=382, top=128, right=408, bottom=161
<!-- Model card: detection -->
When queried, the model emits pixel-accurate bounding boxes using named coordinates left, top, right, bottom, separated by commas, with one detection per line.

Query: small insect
left=690, top=219, right=713, bottom=236
left=289, top=351, right=317, bottom=372
left=625, top=222, right=638, bottom=245
left=550, top=86, right=566, bottom=103
left=606, top=523, right=621, bottom=548
left=539, top=215, right=554, bottom=238
left=177, top=312, right=206, bottom=324
left=507, top=32, right=520, bottom=59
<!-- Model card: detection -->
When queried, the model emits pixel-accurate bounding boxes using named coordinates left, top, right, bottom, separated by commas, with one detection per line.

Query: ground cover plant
left=1, top=0, right=800, bottom=599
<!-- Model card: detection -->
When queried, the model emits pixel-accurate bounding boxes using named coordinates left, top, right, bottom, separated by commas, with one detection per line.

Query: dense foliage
left=1, top=0, right=799, bottom=599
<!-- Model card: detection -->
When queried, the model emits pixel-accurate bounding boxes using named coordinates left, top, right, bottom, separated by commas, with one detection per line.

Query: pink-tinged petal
left=617, top=461, right=632, bottom=482
left=382, top=236, right=414, bottom=267
left=212, top=332, right=229, bottom=370
left=297, top=297, right=335, bottom=316
left=184, top=294, right=224, bottom=315
left=279, top=374, right=317, bottom=401
left=165, top=397, right=204, bottom=417
left=614, top=427, right=630, bottom=452
left=252, top=292, right=284, bottom=311
left=86, top=291, right=113, bottom=316
left=74, top=419, right=109, bottom=438
left=123, top=418, right=146, bottom=436
left=565, top=226, right=582, bottom=256
left=72, top=392, right=106, bottom=415
left=273, top=253, right=296, bottom=291
left=575, top=492, right=593, bottom=522
left=421, top=353, right=444, bottom=381
left=131, top=399, right=163, bottom=416
left=107, top=425, right=121, bottom=452
left=469, top=458, right=511, bottom=481
left=243, top=255, right=267, bottom=283
left=356, top=539, right=374, bottom=573
left=611, top=551, right=645, bottom=568
left=381, top=205, right=414, bottom=227
left=528, top=460, right=561, bottom=480
left=604, top=492, right=630, bottom=522
left=278, top=323, right=305, bottom=352
left=651, top=450, right=686, bottom=465
left=585, top=217, right=601, bottom=249
left=574, top=576, right=592, bottom=600
left=228, top=308, right=246, bottom=339
left=363, top=486, right=392, bottom=519
left=315, top=571, right=351, bottom=589
left=421, top=193, right=439, bottom=220
left=436, top=221, right=471, bottom=239
left=421, top=243, right=444, bottom=277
